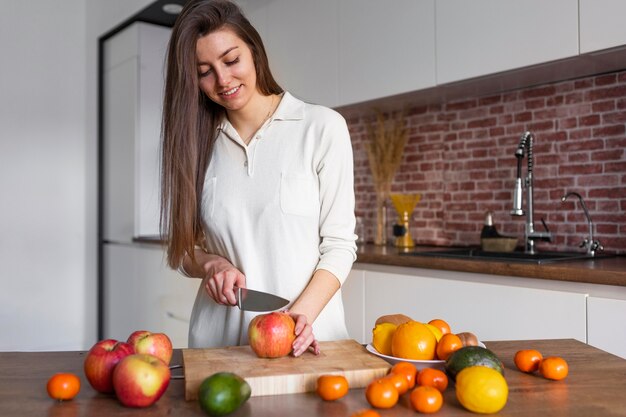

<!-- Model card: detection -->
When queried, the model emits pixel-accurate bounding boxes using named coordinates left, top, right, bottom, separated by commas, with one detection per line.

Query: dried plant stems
left=365, top=109, right=408, bottom=244
left=365, top=110, right=408, bottom=196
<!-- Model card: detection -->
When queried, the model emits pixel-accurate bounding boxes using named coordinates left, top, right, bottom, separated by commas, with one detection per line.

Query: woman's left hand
left=287, top=311, right=320, bottom=357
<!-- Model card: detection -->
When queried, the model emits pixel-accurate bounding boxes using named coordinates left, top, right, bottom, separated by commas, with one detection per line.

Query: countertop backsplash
left=344, top=69, right=626, bottom=254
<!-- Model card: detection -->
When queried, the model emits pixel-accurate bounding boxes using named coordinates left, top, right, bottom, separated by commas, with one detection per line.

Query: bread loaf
left=375, top=314, right=413, bottom=326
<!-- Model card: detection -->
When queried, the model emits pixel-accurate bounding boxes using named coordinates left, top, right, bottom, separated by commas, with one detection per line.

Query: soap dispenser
left=480, top=211, right=500, bottom=239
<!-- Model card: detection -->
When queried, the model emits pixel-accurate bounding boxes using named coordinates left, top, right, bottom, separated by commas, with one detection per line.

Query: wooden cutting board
left=182, top=339, right=391, bottom=400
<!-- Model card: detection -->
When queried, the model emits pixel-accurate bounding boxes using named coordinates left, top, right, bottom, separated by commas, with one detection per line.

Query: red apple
left=112, top=354, right=171, bottom=407
left=248, top=312, right=296, bottom=358
left=83, top=339, right=134, bottom=393
left=127, top=330, right=173, bottom=365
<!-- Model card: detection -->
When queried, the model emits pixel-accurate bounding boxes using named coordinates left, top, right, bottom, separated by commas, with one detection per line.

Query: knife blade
left=234, top=286, right=289, bottom=312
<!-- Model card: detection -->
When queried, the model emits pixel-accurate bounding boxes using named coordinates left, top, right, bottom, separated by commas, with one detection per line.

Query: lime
left=198, top=372, right=251, bottom=416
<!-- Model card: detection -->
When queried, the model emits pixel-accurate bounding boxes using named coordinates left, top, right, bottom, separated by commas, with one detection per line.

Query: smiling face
left=196, top=26, right=260, bottom=113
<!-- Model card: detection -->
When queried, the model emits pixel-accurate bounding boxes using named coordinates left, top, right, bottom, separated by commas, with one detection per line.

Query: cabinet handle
left=166, top=311, right=190, bottom=323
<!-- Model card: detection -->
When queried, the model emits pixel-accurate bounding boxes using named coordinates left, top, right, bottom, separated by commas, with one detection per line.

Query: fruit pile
left=46, top=330, right=173, bottom=408
left=371, top=313, right=478, bottom=361
left=359, top=314, right=508, bottom=414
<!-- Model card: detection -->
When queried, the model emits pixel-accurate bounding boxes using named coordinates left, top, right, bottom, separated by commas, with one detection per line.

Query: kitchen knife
left=234, top=286, right=289, bottom=312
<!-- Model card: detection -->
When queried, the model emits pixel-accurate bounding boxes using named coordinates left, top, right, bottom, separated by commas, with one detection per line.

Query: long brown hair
left=160, top=0, right=282, bottom=269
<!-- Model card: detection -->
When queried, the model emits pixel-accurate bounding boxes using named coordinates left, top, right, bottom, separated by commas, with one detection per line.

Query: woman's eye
left=199, top=68, right=213, bottom=78
left=225, top=57, right=239, bottom=66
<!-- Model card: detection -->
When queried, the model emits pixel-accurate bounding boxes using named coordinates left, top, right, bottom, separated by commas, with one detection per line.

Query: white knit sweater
left=188, top=92, right=357, bottom=348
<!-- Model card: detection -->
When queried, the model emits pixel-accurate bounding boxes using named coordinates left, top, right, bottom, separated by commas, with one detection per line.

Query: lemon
left=424, top=323, right=443, bottom=342
left=455, top=366, right=508, bottom=414
left=372, top=322, right=397, bottom=355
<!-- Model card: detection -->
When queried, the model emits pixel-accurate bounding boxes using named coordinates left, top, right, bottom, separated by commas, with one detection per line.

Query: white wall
left=0, top=0, right=154, bottom=351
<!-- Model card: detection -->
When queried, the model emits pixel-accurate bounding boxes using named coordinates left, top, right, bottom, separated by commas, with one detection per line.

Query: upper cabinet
left=239, top=0, right=436, bottom=108
left=239, top=1, right=626, bottom=106
left=435, top=0, right=579, bottom=84
left=103, top=22, right=170, bottom=242
left=579, top=0, right=626, bottom=53
left=338, top=0, right=436, bottom=106
left=259, top=0, right=341, bottom=107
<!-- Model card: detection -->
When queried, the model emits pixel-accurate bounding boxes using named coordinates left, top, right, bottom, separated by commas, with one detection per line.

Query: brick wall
left=345, top=70, right=626, bottom=254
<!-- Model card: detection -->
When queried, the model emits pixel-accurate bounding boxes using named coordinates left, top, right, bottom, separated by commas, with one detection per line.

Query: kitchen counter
left=356, top=244, right=626, bottom=287
left=2, top=339, right=625, bottom=416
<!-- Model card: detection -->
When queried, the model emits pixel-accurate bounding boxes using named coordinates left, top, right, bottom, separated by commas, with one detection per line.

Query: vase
left=374, top=193, right=388, bottom=246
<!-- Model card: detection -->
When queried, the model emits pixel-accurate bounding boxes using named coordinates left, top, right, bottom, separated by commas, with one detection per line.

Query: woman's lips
left=219, top=85, right=242, bottom=98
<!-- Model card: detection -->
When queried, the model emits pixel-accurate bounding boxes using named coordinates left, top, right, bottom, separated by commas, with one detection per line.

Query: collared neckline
left=217, top=91, right=304, bottom=132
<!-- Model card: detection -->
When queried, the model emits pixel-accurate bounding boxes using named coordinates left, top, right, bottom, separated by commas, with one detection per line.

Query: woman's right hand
left=202, top=257, right=246, bottom=306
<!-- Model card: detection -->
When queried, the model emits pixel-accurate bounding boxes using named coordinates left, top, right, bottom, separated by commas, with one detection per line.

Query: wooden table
left=2, top=339, right=625, bottom=416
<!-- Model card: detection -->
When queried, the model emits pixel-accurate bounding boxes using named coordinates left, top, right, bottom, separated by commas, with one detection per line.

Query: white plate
left=366, top=342, right=486, bottom=371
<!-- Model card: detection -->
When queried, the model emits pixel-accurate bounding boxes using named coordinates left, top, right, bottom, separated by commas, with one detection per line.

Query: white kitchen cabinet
left=580, top=0, right=626, bottom=53
left=587, top=294, right=626, bottom=359
left=354, top=265, right=587, bottom=343
left=435, top=0, right=579, bottom=84
left=103, top=22, right=170, bottom=242
left=260, top=0, right=340, bottom=107
left=103, top=243, right=199, bottom=348
left=338, top=0, right=436, bottom=106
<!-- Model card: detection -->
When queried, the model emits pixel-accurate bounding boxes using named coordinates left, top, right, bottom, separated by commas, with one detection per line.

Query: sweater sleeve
left=314, top=110, right=357, bottom=285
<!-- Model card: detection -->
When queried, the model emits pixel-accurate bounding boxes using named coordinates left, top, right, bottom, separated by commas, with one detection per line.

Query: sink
left=401, top=247, right=613, bottom=264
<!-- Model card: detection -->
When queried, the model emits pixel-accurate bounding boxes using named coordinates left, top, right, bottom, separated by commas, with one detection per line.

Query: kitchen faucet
left=510, top=131, right=552, bottom=254
left=561, top=191, right=603, bottom=256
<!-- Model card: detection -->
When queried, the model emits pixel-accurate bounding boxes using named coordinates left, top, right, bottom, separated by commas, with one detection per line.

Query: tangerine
left=350, top=410, right=382, bottom=417
left=46, top=373, right=80, bottom=401
left=539, top=356, right=569, bottom=380
left=382, top=372, right=409, bottom=395
left=390, top=361, right=418, bottom=389
left=514, top=349, right=543, bottom=373
left=365, top=378, right=399, bottom=409
left=428, top=319, right=451, bottom=336
left=436, top=333, right=463, bottom=361
left=416, top=368, right=448, bottom=392
left=316, top=375, right=349, bottom=401
left=391, top=321, right=437, bottom=360
left=410, top=385, right=443, bottom=414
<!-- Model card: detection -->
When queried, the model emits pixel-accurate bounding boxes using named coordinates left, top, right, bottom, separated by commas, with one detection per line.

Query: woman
left=160, top=0, right=357, bottom=356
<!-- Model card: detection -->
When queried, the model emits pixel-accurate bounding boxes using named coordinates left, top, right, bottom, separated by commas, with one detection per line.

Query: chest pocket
left=280, top=173, right=318, bottom=217
left=201, top=176, right=217, bottom=219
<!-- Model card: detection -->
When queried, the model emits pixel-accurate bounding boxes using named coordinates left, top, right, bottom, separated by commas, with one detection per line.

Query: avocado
left=445, top=346, right=505, bottom=380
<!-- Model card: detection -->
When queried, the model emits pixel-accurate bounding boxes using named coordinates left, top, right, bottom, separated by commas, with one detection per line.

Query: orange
left=391, top=321, right=437, bottom=360
left=382, top=372, right=409, bottom=395
left=410, top=385, right=443, bottom=414
left=350, top=410, right=382, bottom=417
left=428, top=319, right=451, bottom=336
left=365, top=378, right=399, bottom=409
left=316, top=374, right=349, bottom=401
left=539, top=356, right=569, bottom=381
left=390, top=361, right=418, bottom=389
left=436, top=333, right=463, bottom=361
left=514, top=349, right=543, bottom=373
left=416, top=368, right=448, bottom=392
left=46, top=373, right=81, bottom=401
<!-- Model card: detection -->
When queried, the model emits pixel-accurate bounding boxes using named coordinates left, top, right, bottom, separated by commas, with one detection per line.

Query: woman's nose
left=215, top=68, right=232, bottom=87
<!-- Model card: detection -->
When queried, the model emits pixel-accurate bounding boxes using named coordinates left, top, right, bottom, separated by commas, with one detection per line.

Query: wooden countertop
left=2, top=339, right=625, bottom=416
left=355, top=244, right=626, bottom=287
